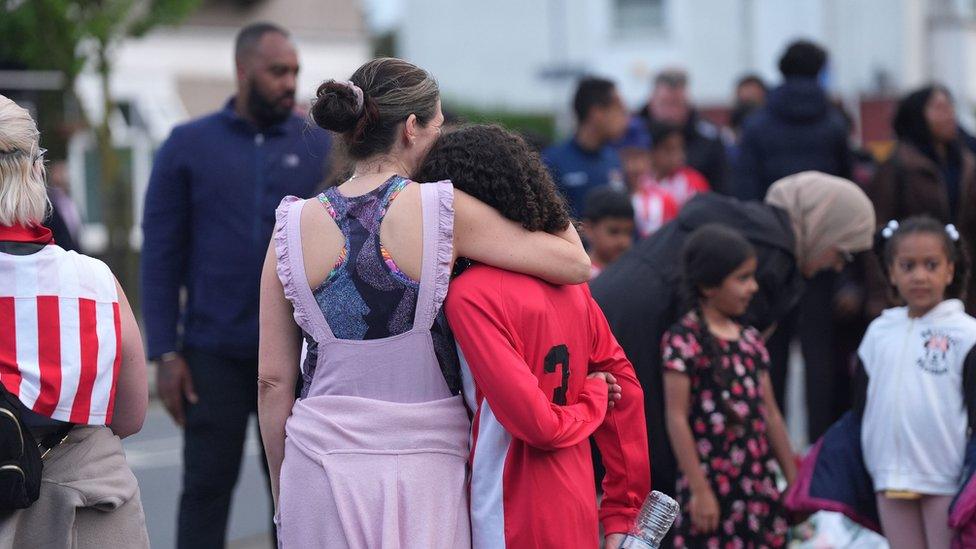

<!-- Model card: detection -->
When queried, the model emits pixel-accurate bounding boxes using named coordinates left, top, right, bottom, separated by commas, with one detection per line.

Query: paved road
left=123, top=400, right=274, bottom=549
left=116, top=347, right=859, bottom=548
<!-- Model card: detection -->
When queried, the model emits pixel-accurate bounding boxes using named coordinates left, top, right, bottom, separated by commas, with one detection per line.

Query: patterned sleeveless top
left=300, top=176, right=461, bottom=397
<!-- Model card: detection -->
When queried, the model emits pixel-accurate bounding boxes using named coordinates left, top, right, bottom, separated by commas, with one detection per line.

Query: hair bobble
left=881, top=219, right=900, bottom=239
left=337, top=80, right=365, bottom=116
left=946, top=224, right=961, bottom=242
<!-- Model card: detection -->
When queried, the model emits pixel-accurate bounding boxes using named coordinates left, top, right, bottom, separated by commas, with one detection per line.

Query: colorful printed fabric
left=315, top=193, right=347, bottom=282
left=301, top=176, right=460, bottom=397
left=662, top=311, right=789, bottom=548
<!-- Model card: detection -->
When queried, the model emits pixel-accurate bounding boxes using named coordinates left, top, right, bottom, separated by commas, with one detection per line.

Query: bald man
left=141, top=22, right=330, bottom=548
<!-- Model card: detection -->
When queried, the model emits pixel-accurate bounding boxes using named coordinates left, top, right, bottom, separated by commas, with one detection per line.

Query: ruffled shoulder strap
left=413, top=180, right=455, bottom=330
left=274, top=196, right=334, bottom=341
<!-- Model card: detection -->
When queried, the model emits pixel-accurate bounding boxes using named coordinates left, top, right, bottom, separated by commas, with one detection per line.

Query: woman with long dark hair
left=866, top=84, right=976, bottom=314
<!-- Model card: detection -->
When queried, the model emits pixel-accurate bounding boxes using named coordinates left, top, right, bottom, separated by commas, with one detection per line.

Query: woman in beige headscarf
left=765, top=170, right=875, bottom=277
left=590, top=170, right=875, bottom=500
left=763, top=171, right=878, bottom=443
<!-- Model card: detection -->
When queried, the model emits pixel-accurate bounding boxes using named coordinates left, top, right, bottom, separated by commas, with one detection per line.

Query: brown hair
left=310, top=58, right=439, bottom=160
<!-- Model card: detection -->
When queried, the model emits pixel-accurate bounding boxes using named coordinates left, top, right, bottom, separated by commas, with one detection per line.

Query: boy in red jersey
left=415, top=125, right=650, bottom=549
left=648, top=121, right=710, bottom=208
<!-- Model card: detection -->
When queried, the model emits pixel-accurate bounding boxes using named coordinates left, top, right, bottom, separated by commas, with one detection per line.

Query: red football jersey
left=632, top=179, right=680, bottom=238
left=654, top=166, right=710, bottom=208
left=445, top=264, right=650, bottom=548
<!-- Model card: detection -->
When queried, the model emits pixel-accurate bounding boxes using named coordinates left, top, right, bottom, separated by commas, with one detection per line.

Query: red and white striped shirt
left=653, top=166, right=710, bottom=208
left=631, top=180, right=679, bottom=238
left=0, top=245, right=121, bottom=425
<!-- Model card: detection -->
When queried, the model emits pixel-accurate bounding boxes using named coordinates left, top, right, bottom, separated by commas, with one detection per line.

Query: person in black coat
left=732, top=40, right=851, bottom=201
left=590, top=172, right=875, bottom=504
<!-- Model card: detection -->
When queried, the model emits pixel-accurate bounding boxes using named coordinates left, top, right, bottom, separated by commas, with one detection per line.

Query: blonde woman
left=0, top=95, right=149, bottom=548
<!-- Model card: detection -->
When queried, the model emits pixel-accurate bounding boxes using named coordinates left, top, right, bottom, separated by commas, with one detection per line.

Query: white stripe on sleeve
left=14, top=298, right=40, bottom=409
left=87, top=301, right=118, bottom=422
left=56, top=297, right=82, bottom=418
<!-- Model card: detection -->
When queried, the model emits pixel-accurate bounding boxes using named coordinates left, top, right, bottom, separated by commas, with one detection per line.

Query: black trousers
left=767, top=271, right=853, bottom=443
left=177, top=348, right=275, bottom=549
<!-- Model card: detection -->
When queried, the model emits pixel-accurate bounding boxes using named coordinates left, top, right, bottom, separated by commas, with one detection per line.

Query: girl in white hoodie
left=858, top=216, right=976, bottom=549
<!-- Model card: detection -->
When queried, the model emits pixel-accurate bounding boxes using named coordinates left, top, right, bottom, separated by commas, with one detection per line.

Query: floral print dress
left=662, top=311, right=789, bottom=548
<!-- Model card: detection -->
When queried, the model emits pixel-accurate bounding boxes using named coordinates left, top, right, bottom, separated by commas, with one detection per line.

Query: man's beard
left=246, top=84, right=294, bottom=128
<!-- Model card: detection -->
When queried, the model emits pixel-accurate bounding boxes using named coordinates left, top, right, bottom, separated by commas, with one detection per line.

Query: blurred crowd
left=5, top=19, right=976, bottom=549
left=541, top=38, right=976, bottom=446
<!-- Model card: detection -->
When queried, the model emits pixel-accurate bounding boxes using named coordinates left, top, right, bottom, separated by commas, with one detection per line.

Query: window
left=614, top=0, right=666, bottom=35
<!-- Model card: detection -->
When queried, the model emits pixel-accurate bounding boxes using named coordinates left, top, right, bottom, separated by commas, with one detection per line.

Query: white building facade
left=399, top=0, right=976, bottom=120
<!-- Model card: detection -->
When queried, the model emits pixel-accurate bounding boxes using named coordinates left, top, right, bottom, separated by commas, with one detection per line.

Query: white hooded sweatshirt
left=860, top=299, right=976, bottom=495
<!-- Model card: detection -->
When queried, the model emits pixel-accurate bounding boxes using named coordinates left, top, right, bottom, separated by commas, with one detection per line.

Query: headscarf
left=765, top=171, right=875, bottom=270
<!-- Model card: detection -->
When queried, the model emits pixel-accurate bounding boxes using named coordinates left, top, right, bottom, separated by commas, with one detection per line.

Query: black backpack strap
left=37, top=425, right=73, bottom=459
left=0, top=376, right=72, bottom=460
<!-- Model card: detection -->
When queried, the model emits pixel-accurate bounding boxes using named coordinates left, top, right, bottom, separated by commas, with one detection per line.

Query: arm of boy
left=664, top=370, right=720, bottom=533
left=445, top=275, right=610, bottom=451
left=759, top=372, right=797, bottom=486
left=585, top=293, right=651, bottom=537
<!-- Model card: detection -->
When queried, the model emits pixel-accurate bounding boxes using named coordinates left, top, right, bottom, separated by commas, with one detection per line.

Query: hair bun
left=311, top=80, right=362, bottom=133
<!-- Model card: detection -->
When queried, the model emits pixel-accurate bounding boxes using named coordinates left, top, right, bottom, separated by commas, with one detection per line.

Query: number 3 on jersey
left=544, top=344, right=570, bottom=405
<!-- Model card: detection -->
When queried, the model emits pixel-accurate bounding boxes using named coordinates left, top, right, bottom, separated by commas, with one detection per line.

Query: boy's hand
left=587, top=371, right=622, bottom=409
left=604, top=533, right=625, bottom=548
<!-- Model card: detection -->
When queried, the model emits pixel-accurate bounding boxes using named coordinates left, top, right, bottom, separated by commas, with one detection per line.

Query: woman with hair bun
left=258, top=58, right=592, bottom=547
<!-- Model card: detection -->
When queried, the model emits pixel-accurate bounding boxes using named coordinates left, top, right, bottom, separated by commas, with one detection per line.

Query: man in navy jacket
left=543, top=77, right=629, bottom=218
left=140, top=22, right=329, bottom=548
left=732, top=40, right=851, bottom=201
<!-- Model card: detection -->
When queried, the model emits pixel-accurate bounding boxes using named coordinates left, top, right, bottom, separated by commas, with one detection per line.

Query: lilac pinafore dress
left=273, top=180, right=471, bottom=548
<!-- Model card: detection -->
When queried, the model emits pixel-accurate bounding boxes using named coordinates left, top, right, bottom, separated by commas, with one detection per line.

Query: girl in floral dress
left=662, top=224, right=797, bottom=548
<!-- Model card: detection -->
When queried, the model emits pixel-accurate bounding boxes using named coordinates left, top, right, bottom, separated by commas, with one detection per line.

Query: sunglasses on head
left=0, top=147, right=46, bottom=163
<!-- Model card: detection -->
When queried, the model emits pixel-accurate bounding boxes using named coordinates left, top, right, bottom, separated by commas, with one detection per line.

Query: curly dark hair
left=414, top=124, right=572, bottom=233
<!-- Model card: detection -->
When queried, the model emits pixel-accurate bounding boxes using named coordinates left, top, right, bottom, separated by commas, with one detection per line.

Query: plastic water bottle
left=618, top=490, right=680, bottom=549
